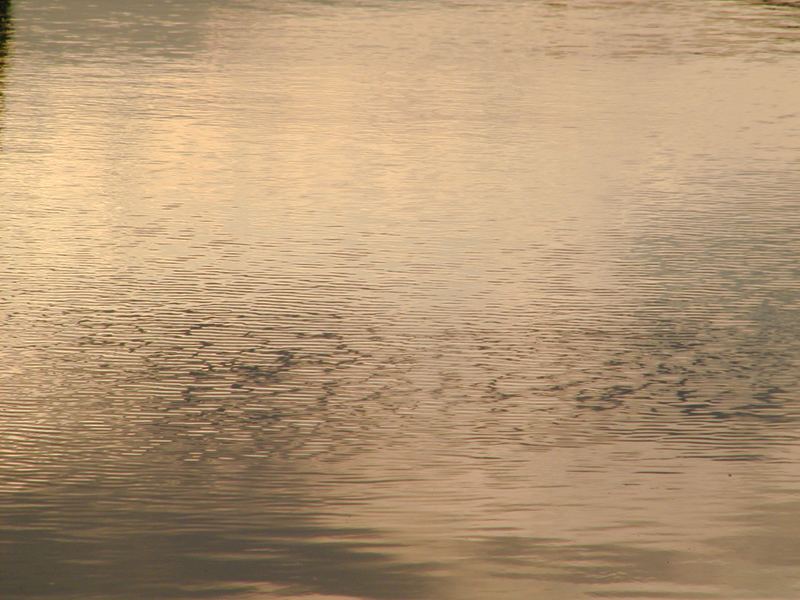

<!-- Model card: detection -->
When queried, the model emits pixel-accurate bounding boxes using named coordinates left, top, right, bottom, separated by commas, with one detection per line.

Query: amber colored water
left=1, top=1, right=800, bottom=598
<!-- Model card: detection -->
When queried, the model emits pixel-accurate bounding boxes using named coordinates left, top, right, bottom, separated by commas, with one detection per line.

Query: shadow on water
left=3, top=522, right=435, bottom=599
left=0, top=471, right=438, bottom=599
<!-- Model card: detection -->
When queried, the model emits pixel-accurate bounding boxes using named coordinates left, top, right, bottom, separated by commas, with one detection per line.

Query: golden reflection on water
left=1, top=1, right=800, bottom=599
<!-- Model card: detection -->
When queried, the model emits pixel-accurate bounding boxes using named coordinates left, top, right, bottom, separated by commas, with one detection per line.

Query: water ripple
left=2, top=0, right=800, bottom=598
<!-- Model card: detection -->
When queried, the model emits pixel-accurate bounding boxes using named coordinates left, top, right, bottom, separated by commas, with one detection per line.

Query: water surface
left=1, top=0, right=800, bottom=598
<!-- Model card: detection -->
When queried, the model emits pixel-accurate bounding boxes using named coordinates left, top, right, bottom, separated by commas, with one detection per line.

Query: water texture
left=1, top=1, right=800, bottom=598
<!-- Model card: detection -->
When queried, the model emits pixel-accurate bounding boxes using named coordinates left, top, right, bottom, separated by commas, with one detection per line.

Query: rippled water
left=2, top=0, right=800, bottom=598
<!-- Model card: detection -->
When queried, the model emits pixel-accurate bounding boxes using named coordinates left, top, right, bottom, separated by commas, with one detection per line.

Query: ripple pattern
left=1, top=0, right=800, bottom=598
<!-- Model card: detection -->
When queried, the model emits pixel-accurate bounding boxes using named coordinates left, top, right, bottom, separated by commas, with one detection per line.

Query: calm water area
left=1, top=0, right=800, bottom=598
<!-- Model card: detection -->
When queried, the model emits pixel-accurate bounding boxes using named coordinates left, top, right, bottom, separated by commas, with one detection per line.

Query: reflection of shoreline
left=760, top=1, right=800, bottom=8
left=0, top=0, right=10, bottom=66
left=0, top=0, right=11, bottom=125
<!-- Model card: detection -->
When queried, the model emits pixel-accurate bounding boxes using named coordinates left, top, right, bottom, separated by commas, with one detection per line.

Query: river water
left=1, top=1, right=800, bottom=598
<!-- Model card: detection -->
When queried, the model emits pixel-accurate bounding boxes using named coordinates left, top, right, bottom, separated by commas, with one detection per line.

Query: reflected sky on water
left=1, top=1, right=800, bottom=598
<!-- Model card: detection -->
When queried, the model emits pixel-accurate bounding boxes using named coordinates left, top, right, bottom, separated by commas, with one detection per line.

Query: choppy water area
left=2, top=0, right=800, bottom=598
